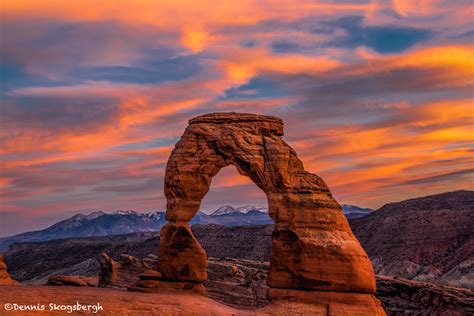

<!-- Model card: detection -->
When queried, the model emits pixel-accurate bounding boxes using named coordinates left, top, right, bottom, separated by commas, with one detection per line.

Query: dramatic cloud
left=1, top=0, right=473, bottom=235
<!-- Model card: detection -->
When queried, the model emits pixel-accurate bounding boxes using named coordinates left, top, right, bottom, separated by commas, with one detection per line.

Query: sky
left=1, top=0, right=473, bottom=236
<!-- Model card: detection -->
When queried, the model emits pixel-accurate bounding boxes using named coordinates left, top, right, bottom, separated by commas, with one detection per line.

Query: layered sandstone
left=99, top=253, right=156, bottom=289
left=0, top=254, right=16, bottom=285
left=156, top=112, right=384, bottom=314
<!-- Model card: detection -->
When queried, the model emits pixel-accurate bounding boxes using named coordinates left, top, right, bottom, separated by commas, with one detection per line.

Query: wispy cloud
left=1, top=0, right=473, bottom=235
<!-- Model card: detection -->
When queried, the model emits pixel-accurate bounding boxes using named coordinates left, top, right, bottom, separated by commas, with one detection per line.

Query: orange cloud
left=219, top=47, right=341, bottom=85
left=391, top=0, right=442, bottom=17
left=289, top=98, right=474, bottom=207
left=2, top=0, right=474, bottom=234
left=181, top=27, right=209, bottom=52
left=2, top=0, right=378, bottom=26
left=347, top=46, right=474, bottom=86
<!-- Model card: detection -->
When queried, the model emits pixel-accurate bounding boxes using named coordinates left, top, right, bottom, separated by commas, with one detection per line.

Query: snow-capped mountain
left=210, top=206, right=268, bottom=216
left=0, top=210, right=167, bottom=251
left=111, top=210, right=140, bottom=216
left=211, top=205, right=236, bottom=216
left=341, top=204, right=373, bottom=219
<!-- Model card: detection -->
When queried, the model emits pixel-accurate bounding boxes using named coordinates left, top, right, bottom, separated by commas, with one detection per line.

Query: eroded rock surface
left=158, top=223, right=207, bottom=283
left=376, top=275, right=474, bottom=315
left=158, top=112, right=383, bottom=314
left=0, top=254, right=16, bottom=285
left=99, top=253, right=268, bottom=308
left=99, top=253, right=157, bottom=289
left=46, top=275, right=97, bottom=287
left=205, top=258, right=269, bottom=309
left=98, top=253, right=474, bottom=315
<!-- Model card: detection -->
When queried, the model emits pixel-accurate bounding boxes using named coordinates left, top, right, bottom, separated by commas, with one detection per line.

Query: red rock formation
left=206, top=258, right=269, bottom=309
left=99, top=253, right=156, bottom=289
left=156, top=112, right=385, bottom=314
left=158, top=223, right=207, bottom=283
left=0, top=254, right=16, bottom=285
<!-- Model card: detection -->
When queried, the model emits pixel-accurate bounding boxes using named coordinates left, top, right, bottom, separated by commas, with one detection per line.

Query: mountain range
left=341, top=204, right=373, bottom=219
left=0, top=204, right=370, bottom=251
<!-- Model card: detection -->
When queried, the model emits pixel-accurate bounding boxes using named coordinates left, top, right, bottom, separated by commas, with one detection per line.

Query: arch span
left=157, top=112, right=385, bottom=314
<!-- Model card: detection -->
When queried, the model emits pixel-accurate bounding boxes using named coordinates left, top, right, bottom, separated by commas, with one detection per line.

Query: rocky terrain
left=2, top=231, right=473, bottom=314
left=4, top=232, right=159, bottom=282
left=376, top=275, right=474, bottom=315
left=14, top=253, right=471, bottom=315
left=351, top=190, right=474, bottom=289
left=94, top=252, right=473, bottom=314
left=193, top=224, right=272, bottom=261
left=6, top=191, right=472, bottom=290
left=4, top=225, right=275, bottom=283
left=2, top=190, right=473, bottom=314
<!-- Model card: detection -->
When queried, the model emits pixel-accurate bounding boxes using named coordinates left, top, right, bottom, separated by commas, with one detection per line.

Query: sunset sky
left=1, top=0, right=473, bottom=236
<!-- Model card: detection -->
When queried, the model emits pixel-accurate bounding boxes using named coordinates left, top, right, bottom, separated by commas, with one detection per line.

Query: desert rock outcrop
left=157, top=112, right=384, bottom=314
left=99, top=253, right=157, bottom=289
left=0, top=254, right=16, bottom=285
left=376, top=275, right=474, bottom=315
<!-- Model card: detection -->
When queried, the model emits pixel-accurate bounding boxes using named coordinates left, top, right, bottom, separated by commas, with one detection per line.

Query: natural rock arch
left=157, top=112, right=385, bottom=314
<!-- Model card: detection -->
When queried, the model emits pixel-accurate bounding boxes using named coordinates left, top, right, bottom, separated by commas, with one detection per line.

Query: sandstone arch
left=158, top=112, right=385, bottom=314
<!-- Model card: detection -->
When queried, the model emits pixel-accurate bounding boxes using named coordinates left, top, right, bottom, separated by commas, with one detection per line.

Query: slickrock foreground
left=151, top=112, right=385, bottom=314
left=47, top=275, right=97, bottom=287
left=0, top=254, right=16, bottom=285
left=0, top=285, right=386, bottom=315
left=0, top=285, right=245, bottom=315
